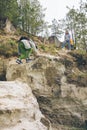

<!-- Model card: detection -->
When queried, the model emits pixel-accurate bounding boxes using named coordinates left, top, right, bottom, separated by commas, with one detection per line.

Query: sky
left=38, top=0, right=82, bottom=40
left=39, top=0, right=81, bottom=24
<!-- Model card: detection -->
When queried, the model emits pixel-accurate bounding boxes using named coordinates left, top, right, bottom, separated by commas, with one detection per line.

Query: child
left=16, top=36, right=38, bottom=64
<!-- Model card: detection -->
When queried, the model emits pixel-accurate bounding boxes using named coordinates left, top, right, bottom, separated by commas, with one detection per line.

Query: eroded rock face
left=0, top=80, right=50, bottom=130
left=5, top=53, right=87, bottom=129
left=0, top=59, right=6, bottom=81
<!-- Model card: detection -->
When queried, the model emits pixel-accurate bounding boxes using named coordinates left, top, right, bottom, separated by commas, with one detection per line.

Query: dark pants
left=62, top=40, right=71, bottom=50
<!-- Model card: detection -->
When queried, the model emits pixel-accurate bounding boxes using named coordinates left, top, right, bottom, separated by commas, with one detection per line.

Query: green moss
left=0, top=39, right=18, bottom=57
left=8, top=39, right=17, bottom=46
left=38, top=44, right=59, bottom=55
left=40, top=44, right=46, bottom=50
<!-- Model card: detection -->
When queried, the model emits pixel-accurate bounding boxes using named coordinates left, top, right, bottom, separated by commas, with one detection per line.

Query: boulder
left=0, top=80, right=50, bottom=130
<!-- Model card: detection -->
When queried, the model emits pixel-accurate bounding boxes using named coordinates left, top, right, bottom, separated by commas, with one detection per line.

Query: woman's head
left=65, top=30, right=69, bottom=34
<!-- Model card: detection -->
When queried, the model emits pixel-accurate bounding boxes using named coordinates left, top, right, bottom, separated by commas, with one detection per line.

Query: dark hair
left=19, top=36, right=29, bottom=41
left=65, top=30, right=69, bottom=34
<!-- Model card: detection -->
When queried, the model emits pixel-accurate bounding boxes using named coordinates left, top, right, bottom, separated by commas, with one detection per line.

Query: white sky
left=39, top=0, right=81, bottom=23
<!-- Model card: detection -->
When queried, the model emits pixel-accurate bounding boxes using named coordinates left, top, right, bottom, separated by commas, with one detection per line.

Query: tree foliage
left=50, top=0, right=87, bottom=51
left=0, top=0, right=19, bottom=27
left=0, top=0, right=45, bottom=35
left=65, top=0, right=87, bottom=50
left=51, top=19, right=63, bottom=39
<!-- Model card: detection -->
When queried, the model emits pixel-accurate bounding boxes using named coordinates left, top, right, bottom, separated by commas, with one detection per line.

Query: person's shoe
left=16, top=59, right=23, bottom=64
left=26, top=58, right=32, bottom=63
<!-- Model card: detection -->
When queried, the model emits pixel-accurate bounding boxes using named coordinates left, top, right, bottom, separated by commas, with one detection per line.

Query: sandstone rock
left=4, top=19, right=16, bottom=34
left=3, top=53, right=87, bottom=129
left=0, top=80, right=49, bottom=130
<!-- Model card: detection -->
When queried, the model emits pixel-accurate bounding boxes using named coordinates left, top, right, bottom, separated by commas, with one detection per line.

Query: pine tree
left=65, top=0, right=87, bottom=50
left=19, top=0, right=45, bottom=35
left=0, top=0, right=19, bottom=27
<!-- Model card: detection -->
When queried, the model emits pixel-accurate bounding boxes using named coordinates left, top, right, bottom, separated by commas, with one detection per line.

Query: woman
left=62, top=30, right=71, bottom=50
